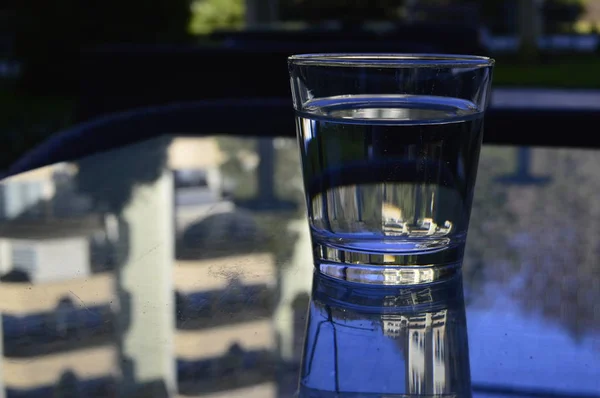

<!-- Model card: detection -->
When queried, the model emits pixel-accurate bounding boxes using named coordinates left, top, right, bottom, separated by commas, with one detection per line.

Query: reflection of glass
left=299, top=272, right=470, bottom=397
left=289, top=54, right=494, bottom=285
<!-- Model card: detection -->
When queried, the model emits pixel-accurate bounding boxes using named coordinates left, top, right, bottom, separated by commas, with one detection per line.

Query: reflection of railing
left=6, top=376, right=116, bottom=398
left=177, top=349, right=275, bottom=396
left=2, top=304, right=114, bottom=357
left=7, top=91, right=600, bottom=180
left=175, top=283, right=274, bottom=330
left=496, top=147, right=552, bottom=186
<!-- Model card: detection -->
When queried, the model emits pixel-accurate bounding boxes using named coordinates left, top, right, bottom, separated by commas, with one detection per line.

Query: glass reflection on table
left=299, top=272, right=470, bottom=397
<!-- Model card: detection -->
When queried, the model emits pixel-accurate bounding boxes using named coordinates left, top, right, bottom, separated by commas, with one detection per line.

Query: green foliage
left=189, top=0, right=245, bottom=35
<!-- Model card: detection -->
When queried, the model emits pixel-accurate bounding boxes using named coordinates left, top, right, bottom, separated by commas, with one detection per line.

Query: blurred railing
left=5, top=88, right=600, bottom=179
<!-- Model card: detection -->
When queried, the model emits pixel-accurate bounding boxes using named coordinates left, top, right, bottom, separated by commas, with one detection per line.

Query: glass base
left=315, top=235, right=454, bottom=253
left=314, top=242, right=463, bottom=286
left=316, top=261, right=460, bottom=285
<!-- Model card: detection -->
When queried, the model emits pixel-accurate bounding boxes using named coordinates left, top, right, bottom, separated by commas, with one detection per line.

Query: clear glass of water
left=288, top=54, right=494, bottom=286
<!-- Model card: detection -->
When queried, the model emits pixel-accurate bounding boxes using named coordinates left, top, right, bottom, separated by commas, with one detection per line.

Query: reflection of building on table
left=0, top=163, right=98, bottom=282
left=383, top=310, right=450, bottom=395
left=173, top=254, right=277, bottom=397
left=0, top=136, right=292, bottom=397
left=0, top=163, right=116, bottom=396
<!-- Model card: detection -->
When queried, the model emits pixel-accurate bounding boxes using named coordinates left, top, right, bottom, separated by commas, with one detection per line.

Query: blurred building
left=382, top=310, right=449, bottom=395
left=0, top=164, right=98, bottom=282
left=0, top=137, right=286, bottom=397
left=0, top=161, right=118, bottom=396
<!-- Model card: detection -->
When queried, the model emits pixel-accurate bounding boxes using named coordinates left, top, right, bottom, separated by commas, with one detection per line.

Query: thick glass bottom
left=314, top=241, right=464, bottom=286
left=316, top=261, right=461, bottom=285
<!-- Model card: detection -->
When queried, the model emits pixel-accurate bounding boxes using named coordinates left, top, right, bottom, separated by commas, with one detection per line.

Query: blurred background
left=2, top=0, right=600, bottom=165
left=1, top=1, right=600, bottom=398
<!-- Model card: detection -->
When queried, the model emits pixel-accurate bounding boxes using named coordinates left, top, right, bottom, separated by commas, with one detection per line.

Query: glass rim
left=288, top=53, right=495, bottom=68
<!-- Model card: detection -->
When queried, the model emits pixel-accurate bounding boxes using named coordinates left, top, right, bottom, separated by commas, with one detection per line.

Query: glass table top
left=0, top=135, right=598, bottom=397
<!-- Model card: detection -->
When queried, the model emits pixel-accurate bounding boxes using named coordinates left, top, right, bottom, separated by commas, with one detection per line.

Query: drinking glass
left=288, top=54, right=494, bottom=285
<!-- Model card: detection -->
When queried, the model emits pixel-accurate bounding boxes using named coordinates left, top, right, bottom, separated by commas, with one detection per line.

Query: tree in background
left=189, top=0, right=245, bottom=35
